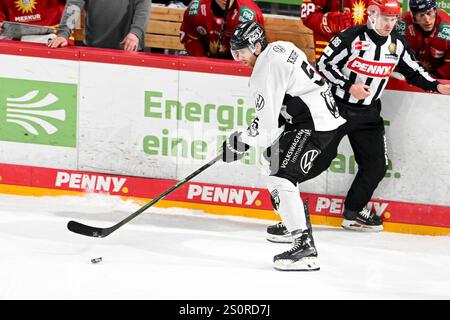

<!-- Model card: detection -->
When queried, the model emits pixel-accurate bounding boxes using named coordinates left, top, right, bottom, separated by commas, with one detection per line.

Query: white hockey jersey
left=244, top=41, right=346, bottom=147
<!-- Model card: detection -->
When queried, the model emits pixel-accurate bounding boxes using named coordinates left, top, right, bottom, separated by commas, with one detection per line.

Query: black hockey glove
left=222, top=131, right=250, bottom=163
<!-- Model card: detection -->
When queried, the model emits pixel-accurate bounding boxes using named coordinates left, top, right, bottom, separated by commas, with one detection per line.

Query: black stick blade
left=67, top=220, right=108, bottom=238
left=66, top=155, right=222, bottom=238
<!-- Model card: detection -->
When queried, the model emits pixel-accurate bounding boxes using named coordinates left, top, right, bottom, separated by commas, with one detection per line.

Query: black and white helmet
left=230, top=20, right=267, bottom=53
left=409, top=0, right=436, bottom=14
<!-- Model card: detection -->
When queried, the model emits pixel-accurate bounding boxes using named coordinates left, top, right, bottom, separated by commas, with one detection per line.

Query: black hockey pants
left=266, top=126, right=337, bottom=186
left=304, top=99, right=388, bottom=212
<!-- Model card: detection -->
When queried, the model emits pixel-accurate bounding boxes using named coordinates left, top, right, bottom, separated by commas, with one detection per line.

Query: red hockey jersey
left=0, top=0, right=66, bottom=27
left=180, top=0, right=264, bottom=59
left=301, top=0, right=369, bottom=61
left=398, top=9, right=450, bottom=79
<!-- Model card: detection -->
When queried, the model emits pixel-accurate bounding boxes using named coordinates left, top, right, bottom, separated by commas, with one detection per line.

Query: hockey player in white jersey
left=221, top=21, right=346, bottom=271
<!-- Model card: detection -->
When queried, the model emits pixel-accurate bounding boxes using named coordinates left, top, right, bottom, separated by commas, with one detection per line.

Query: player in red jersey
left=397, top=0, right=450, bottom=79
left=180, top=0, right=264, bottom=59
left=0, top=0, right=66, bottom=28
left=300, top=0, right=370, bottom=61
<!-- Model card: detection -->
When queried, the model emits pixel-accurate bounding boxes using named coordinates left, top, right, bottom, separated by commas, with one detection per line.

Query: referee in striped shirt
left=311, top=0, right=450, bottom=231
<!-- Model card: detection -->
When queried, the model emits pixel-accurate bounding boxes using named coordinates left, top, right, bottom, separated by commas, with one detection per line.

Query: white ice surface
left=0, top=193, right=449, bottom=300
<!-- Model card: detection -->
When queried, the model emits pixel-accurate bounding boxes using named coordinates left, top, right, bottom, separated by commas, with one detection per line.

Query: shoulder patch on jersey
left=323, top=46, right=334, bottom=56
left=239, top=6, right=256, bottom=22
left=255, top=94, right=265, bottom=111
left=437, top=23, right=450, bottom=42
left=331, top=37, right=342, bottom=47
left=287, top=50, right=298, bottom=64
left=395, top=20, right=406, bottom=36
left=188, top=0, right=200, bottom=15
left=273, top=44, right=286, bottom=53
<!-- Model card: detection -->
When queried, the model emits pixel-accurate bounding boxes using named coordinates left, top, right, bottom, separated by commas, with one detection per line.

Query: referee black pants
left=305, top=99, right=388, bottom=212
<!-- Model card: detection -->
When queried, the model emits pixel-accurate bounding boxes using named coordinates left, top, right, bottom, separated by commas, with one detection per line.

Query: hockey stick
left=67, top=154, right=223, bottom=238
left=0, top=7, right=80, bottom=40
left=215, top=0, right=231, bottom=58
left=0, top=22, right=57, bottom=39
left=304, top=198, right=312, bottom=231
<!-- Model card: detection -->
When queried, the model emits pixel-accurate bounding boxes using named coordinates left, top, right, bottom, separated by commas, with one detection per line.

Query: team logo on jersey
left=321, top=87, right=339, bottom=118
left=437, top=24, right=450, bottom=42
left=273, top=45, right=286, bottom=53
left=270, top=190, right=280, bottom=210
left=388, top=43, right=397, bottom=54
left=385, top=43, right=398, bottom=59
left=300, top=149, right=320, bottom=174
left=354, top=41, right=371, bottom=51
left=196, top=26, right=207, bottom=35
left=287, top=50, right=298, bottom=64
left=255, top=94, right=265, bottom=111
left=14, top=0, right=37, bottom=14
left=331, top=37, right=342, bottom=47
left=348, top=58, right=396, bottom=77
left=430, top=47, right=446, bottom=58
left=395, top=20, right=406, bottom=36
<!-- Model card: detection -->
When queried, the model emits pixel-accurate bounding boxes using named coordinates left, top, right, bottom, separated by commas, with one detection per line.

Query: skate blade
left=266, top=233, right=293, bottom=244
left=341, top=219, right=383, bottom=232
left=274, top=257, right=320, bottom=271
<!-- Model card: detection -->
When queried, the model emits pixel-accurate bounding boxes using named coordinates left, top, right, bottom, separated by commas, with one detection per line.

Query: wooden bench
left=146, top=4, right=314, bottom=61
left=145, top=5, right=185, bottom=52
left=75, top=4, right=315, bottom=62
left=263, top=14, right=314, bottom=62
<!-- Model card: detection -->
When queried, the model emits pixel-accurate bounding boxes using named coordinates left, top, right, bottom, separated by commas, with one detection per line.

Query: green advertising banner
left=437, top=0, right=450, bottom=14
left=0, top=77, right=77, bottom=148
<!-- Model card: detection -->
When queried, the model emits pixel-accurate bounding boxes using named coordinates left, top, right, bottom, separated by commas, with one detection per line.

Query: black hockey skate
left=341, top=207, right=383, bottom=232
left=266, top=222, right=292, bottom=243
left=273, top=229, right=319, bottom=271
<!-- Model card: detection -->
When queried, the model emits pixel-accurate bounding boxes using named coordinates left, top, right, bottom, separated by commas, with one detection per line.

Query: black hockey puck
left=91, top=257, right=102, bottom=264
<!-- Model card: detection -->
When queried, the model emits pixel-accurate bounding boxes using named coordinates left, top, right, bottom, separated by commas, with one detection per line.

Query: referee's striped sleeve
left=317, top=36, right=353, bottom=92
left=396, top=37, right=439, bottom=92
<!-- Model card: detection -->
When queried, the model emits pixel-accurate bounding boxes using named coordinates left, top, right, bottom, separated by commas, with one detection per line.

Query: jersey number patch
left=300, top=3, right=315, bottom=19
left=301, top=61, right=325, bottom=86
